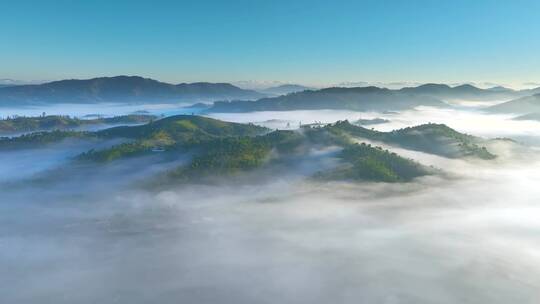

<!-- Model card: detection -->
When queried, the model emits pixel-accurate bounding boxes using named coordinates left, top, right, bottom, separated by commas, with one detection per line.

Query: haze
left=1, top=104, right=540, bottom=303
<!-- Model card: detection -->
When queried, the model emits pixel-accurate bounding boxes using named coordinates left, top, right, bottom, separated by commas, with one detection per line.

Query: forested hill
left=0, top=114, right=503, bottom=185
left=324, top=121, right=496, bottom=159
left=0, top=115, right=268, bottom=151
left=0, top=114, right=157, bottom=134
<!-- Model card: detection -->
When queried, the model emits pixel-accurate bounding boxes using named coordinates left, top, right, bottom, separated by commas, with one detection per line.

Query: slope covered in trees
left=0, top=114, right=156, bottom=134
left=1, top=115, right=500, bottom=184
left=322, top=121, right=496, bottom=159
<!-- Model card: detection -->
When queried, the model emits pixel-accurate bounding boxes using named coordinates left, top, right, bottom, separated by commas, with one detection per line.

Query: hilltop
left=259, top=84, right=313, bottom=96
left=399, top=83, right=519, bottom=101
left=83, top=115, right=269, bottom=161
left=318, top=121, right=496, bottom=159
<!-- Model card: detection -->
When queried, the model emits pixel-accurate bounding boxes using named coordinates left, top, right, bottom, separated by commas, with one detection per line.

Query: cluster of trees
left=0, top=114, right=157, bottom=134
left=331, top=143, right=429, bottom=182
left=0, top=130, right=94, bottom=149
left=169, top=137, right=273, bottom=180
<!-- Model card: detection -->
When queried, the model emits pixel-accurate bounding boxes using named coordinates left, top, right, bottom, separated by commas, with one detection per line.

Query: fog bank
left=2, top=143, right=540, bottom=303
left=1, top=106, right=540, bottom=303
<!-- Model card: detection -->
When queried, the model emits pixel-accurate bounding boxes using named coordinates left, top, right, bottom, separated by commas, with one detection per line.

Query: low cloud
left=1, top=107, right=540, bottom=303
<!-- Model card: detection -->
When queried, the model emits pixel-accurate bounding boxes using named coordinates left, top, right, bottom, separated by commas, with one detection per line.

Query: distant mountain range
left=398, top=83, right=524, bottom=100
left=0, top=76, right=265, bottom=105
left=207, top=86, right=446, bottom=112
left=258, top=84, right=313, bottom=96
left=486, top=93, right=540, bottom=115
left=518, top=87, right=540, bottom=96
left=207, top=83, right=540, bottom=113
left=2, top=76, right=540, bottom=113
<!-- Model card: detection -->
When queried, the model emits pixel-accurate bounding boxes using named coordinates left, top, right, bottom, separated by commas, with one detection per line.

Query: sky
left=1, top=0, right=539, bottom=88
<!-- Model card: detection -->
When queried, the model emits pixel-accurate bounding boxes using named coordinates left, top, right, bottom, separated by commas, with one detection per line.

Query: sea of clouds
left=1, top=105, right=540, bottom=303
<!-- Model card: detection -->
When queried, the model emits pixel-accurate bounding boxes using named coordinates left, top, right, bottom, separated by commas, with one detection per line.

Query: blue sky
left=1, top=0, right=539, bottom=88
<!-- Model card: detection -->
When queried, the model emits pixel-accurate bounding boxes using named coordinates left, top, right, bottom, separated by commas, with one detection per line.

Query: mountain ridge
left=486, top=93, right=540, bottom=114
left=259, top=84, right=314, bottom=96
left=207, top=83, right=540, bottom=113
left=208, top=86, right=446, bottom=112
left=0, top=75, right=265, bottom=105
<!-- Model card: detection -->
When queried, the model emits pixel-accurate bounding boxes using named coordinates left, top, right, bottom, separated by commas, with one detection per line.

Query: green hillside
left=1, top=115, right=499, bottom=184
left=316, top=143, right=429, bottom=182
left=163, top=128, right=429, bottom=183
left=0, top=114, right=156, bottom=134
left=321, top=121, right=496, bottom=159
left=82, top=115, right=269, bottom=161
left=0, top=130, right=95, bottom=149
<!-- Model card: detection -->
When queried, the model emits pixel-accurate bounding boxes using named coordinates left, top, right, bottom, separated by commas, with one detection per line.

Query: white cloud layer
left=1, top=106, right=540, bottom=303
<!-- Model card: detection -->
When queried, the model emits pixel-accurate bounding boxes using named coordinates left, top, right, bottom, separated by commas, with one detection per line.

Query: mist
left=1, top=106, right=540, bottom=304
left=207, top=107, right=540, bottom=146
left=0, top=102, right=198, bottom=119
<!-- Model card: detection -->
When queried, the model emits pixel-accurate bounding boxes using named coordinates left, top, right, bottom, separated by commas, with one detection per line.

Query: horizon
left=1, top=74, right=539, bottom=91
left=2, top=0, right=540, bottom=89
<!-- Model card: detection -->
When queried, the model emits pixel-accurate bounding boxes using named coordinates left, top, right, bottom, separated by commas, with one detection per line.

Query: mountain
left=0, top=114, right=499, bottom=161
left=513, top=112, right=540, bottom=122
left=259, top=84, right=313, bottom=96
left=87, top=115, right=270, bottom=161
left=486, top=86, right=515, bottom=93
left=0, top=115, right=433, bottom=183
left=399, top=83, right=518, bottom=101
left=0, top=115, right=268, bottom=151
left=96, top=114, right=267, bottom=140
left=207, top=86, right=448, bottom=112
left=89, top=118, right=431, bottom=183
left=519, top=87, right=540, bottom=96
left=207, top=83, right=540, bottom=113
left=0, top=130, right=96, bottom=150
left=486, top=94, right=540, bottom=114
left=314, top=143, right=429, bottom=182
left=166, top=131, right=430, bottom=184
left=0, top=76, right=265, bottom=106
left=2, top=115, right=503, bottom=184
left=323, top=121, right=496, bottom=159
